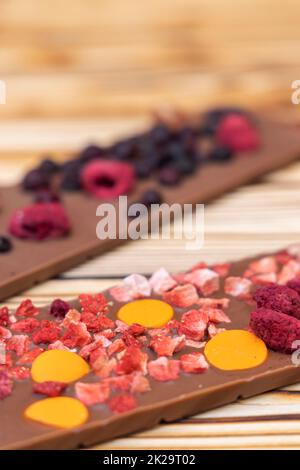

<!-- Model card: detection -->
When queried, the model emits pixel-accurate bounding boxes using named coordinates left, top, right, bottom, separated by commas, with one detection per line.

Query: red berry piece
left=287, top=278, right=300, bottom=297
left=32, top=320, right=61, bottom=345
left=0, top=371, right=13, bottom=400
left=180, top=352, right=209, bottom=374
left=33, top=381, right=68, bottom=397
left=148, top=357, right=180, bottom=382
left=22, top=169, right=50, bottom=191
left=81, top=160, right=136, bottom=199
left=253, top=285, right=300, bottom=319
left=178, top=310, right=208, bottom=341
left=16, top=299, right=39, bottom=317
left=49, top=298, right=70, bottom=319
left=79, top=293, right=108, bottom=315
left=108, top=394, right=137, bottom=414
left=216, top=113, right=260, bottom=153
left=0, top=307, right=10, bottom=327
left=11, top=317, right=40, bottom=333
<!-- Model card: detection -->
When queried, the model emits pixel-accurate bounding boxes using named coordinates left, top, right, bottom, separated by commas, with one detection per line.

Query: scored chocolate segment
left=0, top=118, right=300, bottom=301
left=1, top=250, right=300, bottom=450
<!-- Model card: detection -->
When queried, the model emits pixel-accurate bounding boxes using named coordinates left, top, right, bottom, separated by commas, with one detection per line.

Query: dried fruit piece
left=163, top=284, right=199, bottom=308
left=31, top=350, right=89, bottom=383
left=184, top=269, right=219, bottom=296
left=33, top=381, right=67, bottom=397
left=198, top=298, right=229, bottom=310
left=278, top=260, right=300, bottom=284
left=75, top=381, right=110, bottom=405
left=178, top=310, right=208, bottom=341
left=148, top=357, right=180, bottom=381
left=61, top=309, right=81, bottom=327
left=11, top=317, right=40, bottom=334
left=149, top=268, right=177, bottom=295
left=0, top=371, right=13, bottom=400
left=248, top=256, right=278, bottom=275
left=49, top=299, right=70, bottom=319
left=6, top=335, right=30, bottom=356
left=81, top=312, right=114, bottom=333
left=115, top=346, right=148, bottom=375
left=16, top=299, right=39, bottom=317
left=123, top=274, right=151, bottom=298
left=32, top=320, right=61, bottom=345
left=287, top=278, right=300, bottom=296
left=180, top=352, right=209, bottom=374
left=253, top=285, right=300, bottom=319
left=130, top=372, right=151, bottom=394
left=117, top=299, right=173, bottom=328
left=224, top=276, right=252, bottom=299
left=17, top=347, right=44, bottom=365
left=61, top=322, right=91, bottom=348
left=0, top=307, right=10, bottom=327
left=24, top=397, right=88, bottom=429
left=108, top=394, right=137, bottom=414
left=9, top=366, right=30, bottom=380
left=204, top=330, right=267, bottom=370
left=79, top=293, right=108, bottom=315
left=207, top=308, right=231, bottom=324
left=150, top=335, right=185, bottom=357
left=216, top=113, right=260, bottom=152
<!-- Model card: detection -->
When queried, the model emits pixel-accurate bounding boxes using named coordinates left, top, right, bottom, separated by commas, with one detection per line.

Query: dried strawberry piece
left=278, top=260, right=300, bottom=285
left=90, top=349, right=116, bottom=378
left=251, top=272, right=277, bottom=286
left=80, top=338, right=110, bottom=360
left=48, top=340, right=70, bottom=351
left=11, top=317, right=40, bottom=334
left=180, top=352, right=209, bottom=374
left=115, top=320, right=130, bottom=334
left=253, top=284, right=300, bottom=319
left=150, top=335, right=185, bottom=357
left=108, top=393, right=137, bottom=414
left=163, top=284, right=199, bottom=308
left=0, top=326, right=12, bottom=340
left=49, top=298, right=70, bottom=319
left=17, top=347, right=44, bottom=364
left=101, top=329, right=116, bottom=340
left=149, top=268, right=177, bottom=295
left=178, top=310, right=208, bottom=341
left=6, top=335, right=31, bottom=356
left=93, top=333, right=112, bottom=347
left=109, top=285, right=132, bottom=303
left=198, top=297, right=230, bottom=310
left=190, top=261, right=208, bottom=271
left=130, top=372, right=151, bottom=394
left=79, top=293, right=108, bottom=315
left=184, top=269, right=219, bottom=296
left=32, top=320, right=61, bottom=345
left=122, top=274, right=151, bottom=299
left=0, top=371, right=13, bottom=400
left=185, top=339, right=206, bottom=349
left=108, top=338, right=126, bottom=357
left=275, top=251, right=294, bottom=265
left=212, top=263, right=231, bottom=277
left=148, top=357, right=180, bottom=382
left=224, top=276, right=252, bottom=299
left=33, top=381, right=67, bottom=397
left=207, top=323, right=225, bottom=338
left=0, top=307, right=10, bottom=327
left=127, top=323, right=146, bottom=337
left=61, top=321, right=91, bottom=349
left=8, top=366, right=30, bottom=380
left=81, top=312, right=114, bottom=333
left=115, top=346, right=148, bottom=376
left=207, top=308, right=230, bottom=324
left=287, top=244, right=300, bottom=259
left=122, top=332, right=142, bottom=348
left=148, top=327, right=170, bottom=338
left=16, top=299, right=39, bottom=317
left=107, top=374, right=133, bottom=392
left=61, top=309, right=81, bottom=328
left=75, top=381, right=110, bottom=405
left=216, top=113, right=260, bottom=152
left=248, top=256, right=278, bottom=275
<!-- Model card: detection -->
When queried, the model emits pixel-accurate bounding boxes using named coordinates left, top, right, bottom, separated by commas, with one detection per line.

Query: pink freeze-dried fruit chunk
left=0, top=371, right=13, bottom=400
left=16, top=299, right=39, bottom=317
left=115, top=346, right=148, bottom=376
left=6, top=335, right=30, bottom=356
left=225, top=276, right=252, bottom=299
left=150, top=334, right=185, bottom=357
left=178, top=309, right=208, bottom=341
left=148, top=357, right=180, bottom=382
left=32, top=320, right=61, bottom=345
left=123, top=274, right=151, bottom=299
left=79, top=293, right=108, bottom=315
left=248, top=256, right=278, bottom=275
left=184, top=268, right=219, bottom=296
left=253, top=284, right=300, bottom=319
left=108, top=394, right=137, bottom=414
left=11, top=317, right=40, bottom=334
left=75, top=381, right=110, bottom=405
left=33, top=381, right=67, bottom=397
left=61, top=322, right=91, bottom=349
left=149, top=268, right=177, bottom=295
left=207, top=308, right=231, bottom=324
left=180, top=352, right=209, bottom=374
left=163, top=284, right=199, bottom=308
left=278, top=260, right=300, bottom=285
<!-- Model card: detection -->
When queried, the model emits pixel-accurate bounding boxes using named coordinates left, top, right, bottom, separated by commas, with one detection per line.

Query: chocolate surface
left=0, top=118, right=300, bottom=301
left=1, top=251, right=300, bottom=450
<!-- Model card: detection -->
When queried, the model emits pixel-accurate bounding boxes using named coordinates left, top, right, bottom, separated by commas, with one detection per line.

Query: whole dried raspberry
left=49, top=299, right=70, bottom=319
left=79, top=293, right=108, bottom=315
left=180, top=352, right=209, bottom=374
left=61, top=322, right=91, bottom=349
left=150, top=335, right=185, bottom=357
left=148, top=357, right=180, bottom=382
left=178, top=310, right=208, bottom=341
left=250, top=308, right=300, bottom=353
left=16, top=299, right=39, bottom=317
left=81, top=160, right=136, bottom=199
left=253, top=285, right=300, bottom=319
left=75, top=381, right=110, bottom=405
left=163, top=284, right=199, bottom=308
left=11, top=317, right=40, bottom=333
left=9, top=202, right=71, bottom=240
left=0, top=307, right=10, bottom=327
left=22, top=169, right=50, bottom=191
left=108, top=394, right=137, bottom=414
left=216, top=113, right=260, bottom=152
left=0, top=371, right=13, bottom=400
left=33, top=381, right=67, bottom=397
left=32, top=320, right=61, bottom=345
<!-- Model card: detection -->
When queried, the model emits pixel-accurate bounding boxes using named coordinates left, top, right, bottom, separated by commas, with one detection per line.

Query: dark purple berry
left=39, top=158, right=60, bottom=174
left=140, top=189, right=162, bottom=206
left=0, top=236, right=12, bottom=253
left=79, top=144, right=103, bottom=163
left=209, top=146, right=233, bottom=162
left=49, top=298, right=70, bottom=319
left=22, top=169, right=50, bottom=191
left=60, top=161, right=82, bottom=191
left=159, top=167, right=181, bottom=186
left=149, top=124, right=171, bottom=145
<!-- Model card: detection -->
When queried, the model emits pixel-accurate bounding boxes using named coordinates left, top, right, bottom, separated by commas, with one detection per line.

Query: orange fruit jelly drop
left=117, top=299, right=174, bottom=328
left=31, top=349, right=90, bottom=383
left=24, top=397, right=88, bottom=429
left=204, top=329, right=268, bottom=371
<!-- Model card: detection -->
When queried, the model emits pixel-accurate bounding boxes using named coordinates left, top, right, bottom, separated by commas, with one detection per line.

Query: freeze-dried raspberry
left=184, top=269, right=219, bottom=296
left=130, top=372, right=151, bottom=394
left=16, top=299, right=39, bottom=317
left=61, top=309, right=81, bottom=328
left=79, top=293, right=108, bottom=315
left=251, top=272, right=277, bottom=285
left=148, top=357, right=180, bottom=382
left=48, top=340, right=70, bottom=351
left=150, top=335, right=185, bottom=357
left=198, top=298, right=230, bottom=310
left=149, top=268, right=177, bottom=295
left=108, top=338, right=126, bottom=357
left=278, top=260, right=300, bottom=285
left=115, top=346, right=148, bottom=376
left=212, top=263, right=231, bottom=277
left=108, top=394, right=137, bottom=414
left=8, top=366, right=30, bottom=380
left=32, top=320, right=61, bottom=345
left=250, top=308, right=300, bottom=353
left=207, top=308, right=230, bottom=324
left=122, top=274, right=151, bottom=299
left=207, top=323, right=225, bottom=338
left=49, top=298, right=70, bottom=319
left=11, top=317, right=40, bottom=334
left=253, top=284, right=300, bottom=319
left=0, top=307, right=10, bottom=327
left=224, top=276, right=252, bottom=299
left=61, top=322, right=91, bottom=349
left=17, top=347, right=43, bottom=364
left=180, top=352, right=209, bottom=374
left=9, top=202, right=71, bottom=240
left=248, top=256, right=278, bottom=275
left=287, top=278, right=300, bottom=296
left=81, top=160, right=136, bottom=199
left=75, top=381, right=110, bottom=405
left=33, top=381, right=67, bottom=397
left=163, top=284, right=199, bottom=308
left=0, top=326, right=12, bottom=340
left=81, top=312, right=114, bottom=333
left=6, top=335, right=30, bottom=356
left=216, top=113, right=260, bottom=152
left=178, top=310, right=208, bottom=341
left=0, top=371, right=13, bottom=400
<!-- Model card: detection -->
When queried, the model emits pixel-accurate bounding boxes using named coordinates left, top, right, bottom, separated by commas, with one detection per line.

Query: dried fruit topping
left=81, top=312, right=114, bottom=333
left=0, top=307, right=10, bottom=327
left=17, top=347, right=44, bottom=364
left=108, top=338, right=126, bottom=357
left=248, top=256, right=278, bottom=275
left=212, top=263, right=230, bottom=277
left=79, top=293, right=108, bottom=315
left=197, top=297, right=230, bottom=310
left=163, top=284, right=199, bottom=308
left=150, top=334, right=185, bottom=357
left=224, top=276, right=252, bottom=299
left=11, top=317, right=40, bottom=334
left=148, top=357, right=180, bottom=382
left=48, top=340, right=70, bottom=351
left=33, top=381, right=68, bottom=397
left=207, top=323, right=225, bottom=338
left=180, top=352, right=209, bottom=374
left=253, top=284, right=300, bottom=319
left=122, top=274, right=151, bottom=299
left=0, top=326, right=11, bottom=340
left=127, top=323, right=146, bottom=337
left=149, top=268, right=177, bottom=295
left=16, top=299, right=39, bottom=317
left=278, top=260, right=300, bottom=285
left=216, top=113, right=260, bottom=152
left=207, top=308, right=231, bottom=324
left=130, top=372, right=151, bottom=394
left=6, top=335, right=31, bottom=356
left=251, top=272, right=277, bottom=286
left=250, top=308, right=300, bottom=354
left=61, top=309, right=81, bottom=327
left=32, top=320, right=61, bottom=345
left=9, top=202, right=71, bottom=240
left=75, top=381, right=110, bottom=405
left=109, top=285, right=132, bottom=303
left=184, top=269, right=219, bottom=296
left=178, top=310, right=208, bottom=341
left=108, top=394, right=137, bottom=414
left=9, top=366, right=30, bottom=380
left=115, top=346, right=148, bottom=376
left=0, top=371, right=13, bottom=400
left=81, top=160, right=136, bottom=199
left=49, top=299, right=70, bottom=319
left=61, top=322, right=91, bottom=349
left=0, top=236, right=12, bottom=253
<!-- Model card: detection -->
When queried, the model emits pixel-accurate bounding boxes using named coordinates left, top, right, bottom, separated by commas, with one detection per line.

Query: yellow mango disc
left=31, top=349, right=90, bottom=384
left=204, top=329, right=268, bottom=371
left=24, top=397, right=88, bottom=429
left=117, top=299, right=174, bottom=328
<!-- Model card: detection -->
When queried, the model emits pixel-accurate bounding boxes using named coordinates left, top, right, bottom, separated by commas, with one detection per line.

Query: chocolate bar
left=1, top=246, right=300, bottom=449
left=0, top=115, right=300, bottom=301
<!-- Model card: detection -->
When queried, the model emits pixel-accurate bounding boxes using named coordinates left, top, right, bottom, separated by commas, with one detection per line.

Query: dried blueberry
left=149, top=124, right=171, bottom=145
left=209, top=146, right=233, bottom=162
left=79, top=144, right=104, bottom=163
left=113, top=138, right=137, bottom=160
left=60, top=161, right=82, bottom=191
left=0, top=236, right=12, bottom=253
left=22, top=169, right=50, bottom=191
left=39, top=158, right=60, bottom=174
left=159, top=166, right=181, bottom=186
left=140, top=189, right=162, bottom=206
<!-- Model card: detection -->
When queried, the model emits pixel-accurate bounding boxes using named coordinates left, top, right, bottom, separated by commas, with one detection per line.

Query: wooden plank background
left=1, top=0, right=300, bottom=450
